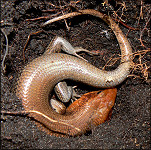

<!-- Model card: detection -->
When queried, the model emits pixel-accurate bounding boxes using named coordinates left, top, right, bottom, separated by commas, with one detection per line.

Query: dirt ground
left=1, top=0, right=150, bottom=149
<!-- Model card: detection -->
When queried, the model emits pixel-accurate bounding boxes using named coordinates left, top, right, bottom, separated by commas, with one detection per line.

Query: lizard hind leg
left=45, top=36, right=97, bottom=61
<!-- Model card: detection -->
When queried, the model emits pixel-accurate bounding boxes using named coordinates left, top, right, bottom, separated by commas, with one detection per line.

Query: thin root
left=1, top=28, right=9, bottom=73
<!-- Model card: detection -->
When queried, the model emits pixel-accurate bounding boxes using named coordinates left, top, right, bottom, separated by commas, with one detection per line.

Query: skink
left=16, top=9, right=132, bottom=136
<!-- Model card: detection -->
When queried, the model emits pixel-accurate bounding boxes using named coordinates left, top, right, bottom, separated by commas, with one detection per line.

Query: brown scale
left=26, top=89, right=117, bottom=137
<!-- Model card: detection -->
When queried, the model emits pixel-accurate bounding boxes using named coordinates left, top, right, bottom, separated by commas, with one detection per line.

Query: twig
left=139, top=16, right=151, bottom=48
left=58, top=0, right=70, bottom=31
left=26, top=11, right=62, bottom=21
left=26, top=15, right=52, bottom=21
left=61, top=10, right=70, bottom=31
left=131, top=49, right=151, bottom=80
left=23, top=30, right=43, bottom=62
left=102, top=54, right=120, bottom=70
left=1, top=110, right=29, bottom=115
left=103, top=1, right=139, bottom=31
left=1, top=28, right=9, bottom=73
left=113, top=18, right=139, bottom=31
left=137, top=0, right=144, bottom=25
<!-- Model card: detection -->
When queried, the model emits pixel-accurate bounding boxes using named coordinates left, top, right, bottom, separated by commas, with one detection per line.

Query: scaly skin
left=17, top=9, right=132, bottom=136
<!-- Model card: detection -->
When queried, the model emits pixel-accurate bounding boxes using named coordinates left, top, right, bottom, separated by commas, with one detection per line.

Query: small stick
left=26, top=11, right=62, bottom=21
left=113, top=18, right=139, bottom=31
left=23, top=30, right=43, bottom=62
left=1, top=28, right=9, bottom=73
left=139, top=16, right=150, bottom=48
left=1, top=110, right=29, bottom=115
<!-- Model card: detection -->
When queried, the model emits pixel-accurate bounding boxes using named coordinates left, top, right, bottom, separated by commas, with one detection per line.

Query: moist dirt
left=1, top=0, right=150, bottom=149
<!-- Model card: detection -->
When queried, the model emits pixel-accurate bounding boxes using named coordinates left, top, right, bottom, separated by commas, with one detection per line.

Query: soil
left=1, top=0, right=150, bottom=149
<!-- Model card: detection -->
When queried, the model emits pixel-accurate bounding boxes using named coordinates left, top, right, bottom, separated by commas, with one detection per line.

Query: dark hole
left=84, top=130, right=92, bottom=136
